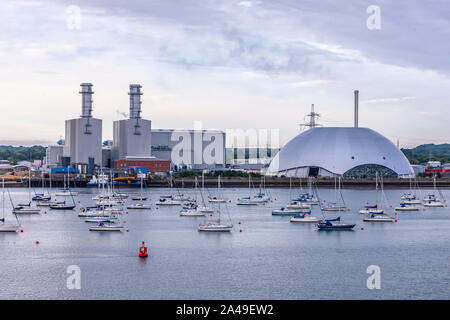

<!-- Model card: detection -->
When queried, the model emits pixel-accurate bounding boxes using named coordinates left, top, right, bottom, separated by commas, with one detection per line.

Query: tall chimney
left=80, top=83, right=94, bottom=118
left=354, top=90, right=359, bottom=128
left=129, top=84, right=143, bottom=119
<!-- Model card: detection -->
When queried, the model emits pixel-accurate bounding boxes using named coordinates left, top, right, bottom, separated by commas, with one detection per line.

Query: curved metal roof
left=267, top=127, right=414, bottom=177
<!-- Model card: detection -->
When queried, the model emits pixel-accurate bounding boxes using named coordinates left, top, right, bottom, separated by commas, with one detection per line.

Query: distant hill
left=401, top=144, right=450, bottom=165
left=0, top=145, right=46, bottom=164
left=1, top=144, right=448, bottom=167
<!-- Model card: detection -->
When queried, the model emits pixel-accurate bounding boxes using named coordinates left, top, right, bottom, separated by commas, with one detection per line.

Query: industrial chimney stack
left=354, top=90, right=359, bottom=128
left=129, top=84, right=143, bottom=119
left=80, top=83, right=94, bottom=118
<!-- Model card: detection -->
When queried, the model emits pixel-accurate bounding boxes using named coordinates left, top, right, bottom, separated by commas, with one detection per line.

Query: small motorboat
left=180, top=209, right=206, bottom=216
left=173, top=195, right=191, bottom=202
left=32, top=194, right=51, bottom=201
left=49, top=203, right=76, bottom=210
left=36, top=200, right=65, bottom=207
left=321, top=202, right=346, bottom=211
left=286, top=200, right=311, bottom=210
left=236, top=197, right=258, bottom=205
left=208, top=196, right=226, bottom=203
left=155, top=197, right=182, bottom=205
left=89, top=222, right=123, bottom=231
left=359, top=205, right=384, bottom=215
left=423, top=200, right=445, bottom=207
left=363, top=214, right=395, bottom=222
left=96, top=199, right=124, bottom=206
left=131, top=195, right=148, bottom=201
left=182, top=201, right=197, bottom=209
left=395, top=203, right=420, bottom=211
left=317, top=217, right=355, bottom=230
left=17, top=201, right=31, bottom=207
left=290, top=214, right=322, bottom=223
left=85, top=217, right=118, bottom=223
left=272, top=208, right=310, bottom=216
left=127, top=203, right=151, bottom=210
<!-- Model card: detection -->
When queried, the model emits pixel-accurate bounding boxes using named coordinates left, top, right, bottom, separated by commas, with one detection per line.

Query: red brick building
left=115, top=159, right=171, bottom=173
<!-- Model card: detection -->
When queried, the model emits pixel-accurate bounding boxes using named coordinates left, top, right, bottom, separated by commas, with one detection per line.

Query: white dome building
left=266, top=127, right=414, bottom=178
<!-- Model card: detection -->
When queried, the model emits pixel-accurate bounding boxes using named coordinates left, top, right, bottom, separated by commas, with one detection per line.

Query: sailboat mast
left=2, top=178, right=4, bottom=222
left=28, top=168, right=31, bottom=201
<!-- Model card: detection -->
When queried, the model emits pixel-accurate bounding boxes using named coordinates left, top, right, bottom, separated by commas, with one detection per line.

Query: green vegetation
left=0, top=145, right=46, bottom=164
left=401, top=144, right=450, bottom=165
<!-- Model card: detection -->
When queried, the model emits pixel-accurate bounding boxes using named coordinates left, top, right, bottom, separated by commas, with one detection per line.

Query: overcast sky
left=0, top=0, right=449, bottom=148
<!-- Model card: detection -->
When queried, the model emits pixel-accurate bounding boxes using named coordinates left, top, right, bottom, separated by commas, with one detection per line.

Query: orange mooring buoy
left=139, top=241, right=148, bottom=258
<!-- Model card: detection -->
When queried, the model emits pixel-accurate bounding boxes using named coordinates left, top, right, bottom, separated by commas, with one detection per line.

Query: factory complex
left=43, top=83, right=226, bottom=177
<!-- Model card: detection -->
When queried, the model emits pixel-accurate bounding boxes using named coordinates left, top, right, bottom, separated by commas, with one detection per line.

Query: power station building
left=266, top=91, right=415, bottom=178
left=112, top=85, right=152, bottom=161
left=62, top=83, right=102, bottom=174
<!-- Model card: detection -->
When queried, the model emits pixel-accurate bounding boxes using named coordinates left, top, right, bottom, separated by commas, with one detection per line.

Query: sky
left=0, top=0, right=449, bottom=148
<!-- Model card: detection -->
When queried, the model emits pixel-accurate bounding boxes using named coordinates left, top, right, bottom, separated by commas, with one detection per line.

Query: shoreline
left=3, top=177, right=450, bottom=189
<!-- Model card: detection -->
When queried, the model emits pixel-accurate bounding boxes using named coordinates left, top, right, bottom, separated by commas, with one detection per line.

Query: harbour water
left=1, top=187, right=449, bottom=299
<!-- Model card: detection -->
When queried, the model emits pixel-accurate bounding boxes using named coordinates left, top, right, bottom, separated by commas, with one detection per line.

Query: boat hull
left=13, top=209, right=40, bottom=214
left=317, top=224, right=356, bottom=230
left=198, top=224, right=233, bottom=232
left=0, top=225, right=20, bottom=232
left=290, top=216, right=321, bottom=223
left=89, top=226, right=123, bottom=231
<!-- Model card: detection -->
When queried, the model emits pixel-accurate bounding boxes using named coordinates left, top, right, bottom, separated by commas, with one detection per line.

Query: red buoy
left=139, top=241, right=148, bottom=257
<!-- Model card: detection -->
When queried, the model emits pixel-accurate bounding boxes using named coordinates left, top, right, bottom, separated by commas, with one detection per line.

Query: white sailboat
left=129, top=176, right=150, bottom=208
left=14, top=170, right=41, bottom=214
left=321, top=176, right=346, bottom=211
left=0, top=178, right=21, bottom=232
left=208, top=175, right=227, bottom=203
left=236, top=174, right=267, bottom=205
left=131, top=175, right=148, bottom=201
left=55, top=168, right=79, bottom=196
left=359, top=173, right=386, bottom=215
left=423, top=176, right=445, bottom=207
left=180, top=177, right=208, bottom=216
left=362, top=173, right=395, bottom=222
left=198, top=201, right=233, bottom=232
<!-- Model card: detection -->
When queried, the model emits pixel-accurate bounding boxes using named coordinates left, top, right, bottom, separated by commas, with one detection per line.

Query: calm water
left=1, top=187, right=449, bottom=300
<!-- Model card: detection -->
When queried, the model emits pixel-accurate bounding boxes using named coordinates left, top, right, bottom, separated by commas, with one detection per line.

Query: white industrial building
left=151, top=129, right=226, bottom=170
left=267, top=91, right=415, bottom=178
left=44, top=144, right=63, bottom=168
left=63, top=83, right=102, bottom=174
